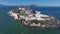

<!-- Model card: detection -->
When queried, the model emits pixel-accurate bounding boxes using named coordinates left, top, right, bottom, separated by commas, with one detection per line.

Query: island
left=8, top=8, right=60, bottom=28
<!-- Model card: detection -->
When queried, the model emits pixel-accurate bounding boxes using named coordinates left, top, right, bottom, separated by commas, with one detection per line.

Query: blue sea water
left=0, top=6, right=60, bottom=34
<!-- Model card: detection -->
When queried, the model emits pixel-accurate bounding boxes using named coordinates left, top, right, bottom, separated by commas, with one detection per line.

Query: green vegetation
left=20, top=18, right=25, bottom=23
left=31, top=20, right=39, bottom=24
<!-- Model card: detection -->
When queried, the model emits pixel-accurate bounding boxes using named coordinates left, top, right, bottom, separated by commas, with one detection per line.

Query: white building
left=8, top=8, right=51, bottom=21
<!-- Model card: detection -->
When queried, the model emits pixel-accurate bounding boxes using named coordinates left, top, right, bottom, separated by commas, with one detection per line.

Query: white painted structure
left=8, top=8, right=52, bottom=21
left=8, top=11, right=18, bottom=20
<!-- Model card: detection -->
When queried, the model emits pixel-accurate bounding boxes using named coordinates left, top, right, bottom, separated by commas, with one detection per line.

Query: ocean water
left=0, top=6, right=60, bottom=34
